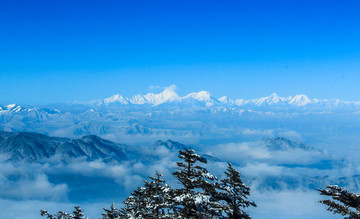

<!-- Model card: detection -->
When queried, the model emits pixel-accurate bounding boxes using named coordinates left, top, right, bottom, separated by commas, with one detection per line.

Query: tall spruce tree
left=172, top=148, right=220, bottom=218
left=215, top=163, right=256, bottom=219
left=318, top=185, right=360, bottom=218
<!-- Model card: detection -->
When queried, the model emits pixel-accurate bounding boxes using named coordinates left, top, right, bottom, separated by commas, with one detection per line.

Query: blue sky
left=1, top=0, right=360, bottom=104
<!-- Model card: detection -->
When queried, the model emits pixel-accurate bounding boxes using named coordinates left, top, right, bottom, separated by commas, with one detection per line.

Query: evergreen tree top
left=178, top=148, right=207, bottom=164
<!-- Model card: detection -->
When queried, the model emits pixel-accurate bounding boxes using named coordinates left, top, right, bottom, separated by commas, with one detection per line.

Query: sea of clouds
left=0, top=137, right=358, bottom=218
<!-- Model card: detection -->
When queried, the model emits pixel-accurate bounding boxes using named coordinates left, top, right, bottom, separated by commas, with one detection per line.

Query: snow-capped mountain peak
left=92, top=88, right=360, bottom=109
left=254, top=93, right=284, bottom=105
left=6, top=104, right=23, bottom=112
left=183, top=91, right=213, bottom=102
left=218, top=96, right=230, bottom=104
left=127, top=85, right=180, bottom=105
left=104, top=94, right=129, bottom=105
left=144, top=85, right=180, bottom=105
left=289, top=94, right=311, bottom=106
left=104, top=86, right=219, bottom=106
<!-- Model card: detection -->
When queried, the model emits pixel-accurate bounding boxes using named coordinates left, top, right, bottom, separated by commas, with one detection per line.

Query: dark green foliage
left=318, top=185, right=360, bottom=218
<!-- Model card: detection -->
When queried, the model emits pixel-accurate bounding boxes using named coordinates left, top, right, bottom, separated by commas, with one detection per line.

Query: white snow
left=144, top=85, right=180, bottom=105
left=104, top=94, right=128, bottom=105
left=183, top=91, right=212, bottom=102
left=289, top=94, right=311, bottom=106
left=97, top=86, right=360, bottom=108
left=218, top=96, right=231, bottom=104
left=6, top=104, right=22, bottom=112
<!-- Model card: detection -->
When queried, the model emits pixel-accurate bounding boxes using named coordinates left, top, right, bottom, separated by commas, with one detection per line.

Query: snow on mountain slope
left=101, top=85, right=218, bottom=106
left=289, top=94, right=312, bottom=106
left=183, top=91, right=212, bottom=102
left=4, top=104, right=23, bottom=113
left=142, top=85, right=179, bottom=105
left=126, top=84, right=180, bottom=105
left=234, top=93, right=314, bottom=107
left=2, top=87, right=360, bottom=143
left=103, top=94, right=129, bottom=105
left=218, top=96, right=232, bottom=104
left=96, top=88, right=360, bottom=109
left=0, top=131, right=67, bottom=161
left=2, top=87, right=360, bottom=110
left=55, top=135, right=127, bottom=162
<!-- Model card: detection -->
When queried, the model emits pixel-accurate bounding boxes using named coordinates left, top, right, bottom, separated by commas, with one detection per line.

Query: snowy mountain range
left=2, top=86, right=360, bottom=144
left=2, top=86, right=360, bottom=115
left=86, top=85, right=360, bottom=109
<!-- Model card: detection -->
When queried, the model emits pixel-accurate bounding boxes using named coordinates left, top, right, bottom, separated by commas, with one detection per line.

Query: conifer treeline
left=41, top=148, right=256, bottom=219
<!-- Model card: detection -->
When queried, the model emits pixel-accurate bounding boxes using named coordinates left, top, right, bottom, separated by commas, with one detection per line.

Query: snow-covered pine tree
left=121, top=172, right=175, bottom=218
left=101, top=203, right=122, bottom=219
left=215, top=163, right=256, bottom=219
left=120, top=186, right=148, bottom=218
left=40, top=206, right=88, bottom=219
left=318, top=185, right=360, bottom=218
left=142, top=171, right=175, bottom=218
left=172, top=148, right=221, bottom=218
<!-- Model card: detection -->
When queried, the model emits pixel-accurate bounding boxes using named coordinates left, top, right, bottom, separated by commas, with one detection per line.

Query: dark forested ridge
left=0, top=131, right=127, bottom=162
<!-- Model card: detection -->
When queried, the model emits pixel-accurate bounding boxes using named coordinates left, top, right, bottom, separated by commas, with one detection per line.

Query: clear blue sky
left=1, top=0, right=360, bottom=104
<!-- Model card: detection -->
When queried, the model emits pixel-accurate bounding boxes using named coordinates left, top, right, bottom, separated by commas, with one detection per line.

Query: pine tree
left=101, top=203, right=122, bottom=219
left=40, top=206, right=88, bottom=219
left=318, top=185, right=360, bottom=218
left=142, top=171, right=175, bottom=218
left=172, top=148, right=220, bottom=218
left=121, top=186, right=148, bottom=218
left=121, top=172, right=175, bottom=218
left=215, top=163, right=256, bottom=219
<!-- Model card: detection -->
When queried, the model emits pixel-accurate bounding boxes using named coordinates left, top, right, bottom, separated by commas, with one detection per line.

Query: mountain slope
left=0, top=131, right=67, bottom=161
left=264, top=137, right=311, bottom=151
left=0, top=132, right=127, bottom=162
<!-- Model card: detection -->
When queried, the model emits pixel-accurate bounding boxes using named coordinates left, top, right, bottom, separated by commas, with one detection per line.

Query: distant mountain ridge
left=153, top=139, right=187, bottom=150
left=0, top=131, right=224, bottom=165
left=93, top=86, right=360, bottom=108
left=2, top=86, right=360, bottom=142
left=2, top=131, right=357, bottom=193
left=2, top=87, right=360, bottom=114
left=264, top=137, right=311, bottom=151
left=0, top=131, right=212, bottom=163
left=0, top=131, right=127, bottom=162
